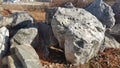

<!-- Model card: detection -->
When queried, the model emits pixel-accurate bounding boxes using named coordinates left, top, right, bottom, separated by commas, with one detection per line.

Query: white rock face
left=85, top=0, right=115, bottom=28
left=0, top=27, right=9, bottom=59
left=51, top=7, right=105, bottom=65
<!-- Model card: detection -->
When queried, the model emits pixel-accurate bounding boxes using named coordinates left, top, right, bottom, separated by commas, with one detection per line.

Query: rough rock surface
left=0, top=27, right=9, bottom=59
left=11, top=27, right=38, bottom=48
left=109, top=24, right=120, bottom=36
left=85, top=0, right=115, bottom=28
left=14, top=45, right=42, bottom=68
left=103, top=34, right=120, bottom=48
left=10, top=12, right=34, bottom=28
left=10, top=12, right=34, bottom=37
left=51, top=7, right=105, bottom=65
left=109, top=24, right=120, bottom=43
left=0, top=15, right=13, bottom=27
left=46, top=3, right=74, bottom=25
left=0, top=12, right=33, bottom=28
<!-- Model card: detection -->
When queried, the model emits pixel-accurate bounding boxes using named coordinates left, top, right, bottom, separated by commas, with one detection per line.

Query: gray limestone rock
left=0, top=12, right=33, bottom=28
left=0, top=15, right=13, bottom=27
left=14, top=45, right=42, bottom=68
left=0, top=27, right=9, bottom=59
left=0, top=12, right=34, bottom=38
left=10, top=12, right=34, bottom=28
left=85, top=0, right=115, bottom=28
left=51, top=7, right=105, bottom=65
left=109, top=24, right=120, bottom=43
left=103, top=34, right=120, bottom=48
left=10, top=27, right=38, bottom=48
left=109, top=24, right=120, bottom=36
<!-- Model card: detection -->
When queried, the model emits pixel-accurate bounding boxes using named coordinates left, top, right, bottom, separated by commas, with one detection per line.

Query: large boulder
left=51, top=7, right=105, bottom=65
left=10, top=27, right=38, bottom=49
left=0, top=27, right=9, bottom=59
left=85, top=0, right=115, bottom=28
left=14, top=45, right=42, bottom=68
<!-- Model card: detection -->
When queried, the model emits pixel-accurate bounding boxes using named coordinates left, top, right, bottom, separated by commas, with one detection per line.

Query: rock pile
left=0, top=12, right=43, bottom=68
left=49, top=0, right=120, bottom=66
left=0, top=0, right=120, bottom=68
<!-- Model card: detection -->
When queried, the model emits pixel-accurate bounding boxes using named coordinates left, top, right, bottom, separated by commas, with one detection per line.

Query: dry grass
left=0, top=8, right=46, bottom=22
left=28, top=11, right=46, bottom=22
left=0, top=9, right=12, bottom=16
